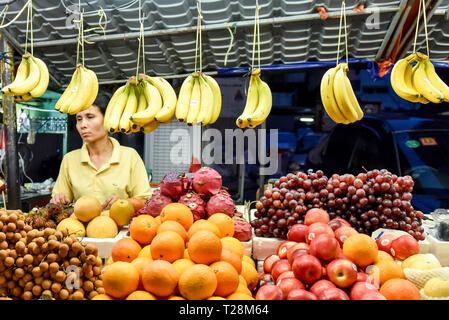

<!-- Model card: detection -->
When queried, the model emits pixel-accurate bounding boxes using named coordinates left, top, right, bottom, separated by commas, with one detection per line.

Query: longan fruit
left=46, top=253, right=58, bottom=263
left=23, top=254, right=33, bottom=266
left=92, top=266, right=101, bottom=276
left=4, top=256, right=14, bottom=267
left=51, top=282, right=62, bottom=294
left=49, top=262, right=60, bottom=273
left=12, top=286, right=22, bottom=297
left=16, top=220, right=25, bottom=230
left=20, top=230, right=27, bottom=238
left=13, top=232, right=22, bottom=242
left=32, top=267, right=43, bottom=278
left=8, top=213, right=18, bottom=223
left=84, top=243, right=98, bottom=255
left=0, top=221, right=3, bottom=229
left=43, top=271, right=50, bottom=279
left=69, top=257, right=80, bottom=266
left=62, top=260, right=70, bottom=269
left=96, top=287, right=105, bottom=294
left=72, top=290, right=83, bottom=300
left=79, top=252, right=87, bottom=262
left=18, top=278, right=26, bottom=288
left=34, top=277, right=44, bottom=286
left=15, top=241, right=26, bottom=253
left=43, top=228, right=55, bottom=238
left=41, top=289, right=53, bottom=298
left=6, top=222, right=16, bottom=232
left=86, top=255, right=96, bottom=265
left=0, top=275, right=6, bottom=285
left=8, top=249, right=17, bottom=260
left=41, top=243, right=49, bottom=253
left=54, top=231, right=63, bottom=240
left=6, top=279, right=15, bottom=289
left=82, top=280, right=94, bottom=292
left=24, top=281, right=34, bottom=292
left=58, top=288, right=69, bottom=300
left=23, top=225, right=32, bottom=232
left=63, top=237, right=73, bottom=247
left=0, top=232, right=5, bottom=242
left=3, top=268, right=13, bottom=279
left=71, top=242, right=83, bottom=254
left=54, top=270, right=65, bottom=282
left=39, top=261, right=49, bottom=272
left=34, top=237, right=45, bottom=246
left=14, top=268, right=25, bottom=279
left=22, top=290, right=33, bottom=300
left=48, top=240, right=60, bottom=251
left=41, top=279, right=52, bottom=290
left=5, top=232, right=14, bottom=240
left=31, top=284, right=42, bottom=296
left=0, top=249, right=7, bottom=260
left=0, top=241, right=7, bottom=250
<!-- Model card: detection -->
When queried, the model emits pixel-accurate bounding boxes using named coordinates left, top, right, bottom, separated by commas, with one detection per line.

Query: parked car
left=305, top=113, right=449, bottom=214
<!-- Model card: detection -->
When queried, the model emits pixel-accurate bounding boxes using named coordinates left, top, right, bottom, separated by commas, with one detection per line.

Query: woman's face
left=75, top=105, right=108, bottom=143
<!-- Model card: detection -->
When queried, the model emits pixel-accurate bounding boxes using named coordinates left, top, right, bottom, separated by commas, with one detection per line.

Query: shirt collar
left=81, top=137, right=120, bottom=164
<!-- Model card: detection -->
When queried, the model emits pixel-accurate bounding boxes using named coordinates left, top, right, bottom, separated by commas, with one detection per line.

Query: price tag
left=419, top=137, right=438, bottom=146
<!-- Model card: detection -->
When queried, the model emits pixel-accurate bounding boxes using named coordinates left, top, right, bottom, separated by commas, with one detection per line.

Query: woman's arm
left=51, top=156, right=74, bottom=203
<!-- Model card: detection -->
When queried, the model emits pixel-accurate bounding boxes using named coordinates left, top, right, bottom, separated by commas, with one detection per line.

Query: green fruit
left=423, top=278, right=449, bottom=297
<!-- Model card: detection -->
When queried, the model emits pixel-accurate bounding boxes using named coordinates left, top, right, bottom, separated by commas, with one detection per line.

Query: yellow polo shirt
left=52, top=137, right=151, bottom=204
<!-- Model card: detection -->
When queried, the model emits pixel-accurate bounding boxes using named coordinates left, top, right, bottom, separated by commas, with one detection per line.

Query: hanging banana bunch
left=1, top=4, right=49, bottom=101
left=55, top=10, right=99, bottom=114
left=175, top=5, right=222, bottom=126
left=235, top=3, right=272, bottom=129
left=319, top=0, right=363, bottom=124
left=390, top=0, right=448, bottom=104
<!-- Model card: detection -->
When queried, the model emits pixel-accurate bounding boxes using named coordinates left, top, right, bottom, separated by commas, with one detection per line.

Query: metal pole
left=0, top=35, right=21, bottom=209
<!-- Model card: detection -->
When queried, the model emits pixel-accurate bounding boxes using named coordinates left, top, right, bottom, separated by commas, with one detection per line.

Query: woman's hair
left=92, top=92, right=110, bottom=115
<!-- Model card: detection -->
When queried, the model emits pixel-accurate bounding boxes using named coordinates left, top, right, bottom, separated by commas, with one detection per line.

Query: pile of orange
left=99, top=204, right=258, bottom=300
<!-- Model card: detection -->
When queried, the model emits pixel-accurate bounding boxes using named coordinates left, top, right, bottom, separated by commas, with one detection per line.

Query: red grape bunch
left=251, top=169, right=425, bottom=241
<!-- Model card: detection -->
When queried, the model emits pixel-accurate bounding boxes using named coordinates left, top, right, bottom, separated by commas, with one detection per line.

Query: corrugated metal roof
left=0, top=0, right=447, bottom=87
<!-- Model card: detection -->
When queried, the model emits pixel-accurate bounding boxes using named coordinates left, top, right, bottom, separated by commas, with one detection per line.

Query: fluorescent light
left=299, top=117, right=314, bottom=122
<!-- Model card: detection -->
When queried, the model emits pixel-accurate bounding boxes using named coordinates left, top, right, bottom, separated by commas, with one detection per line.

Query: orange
left=207, top=213, right=235, bottom=238
left=187, top=230, right=222, bottom=264
left=111, top=238, right=141, bottom=263
left=110, top=199, right=135, bottom=227
left=167, top=295, right=185, bottom=300
left=160, top=203, right=194, bottom=231
left=172, top=258, right=195, bottom=276
left=91, top=293, right=114, bottom=300
left=240, top=261, right=259, bottom=291
left=368, top=260, right=405, bottom=286
left=138, top=245, right=153, bottom=259
left=375, top=250, right=395, bottom=263
left=155, top=215, right=161, bottom=225
left=208, top=296, right=227, bottom=300
left=127, top=198, right=145, bottom=212
left=141, top=260, right=179, bottom=298
left=210, top=261, right=240, bottom=297
left=238, top=275, right=247, bottom=287
left=150, top=231, right=185, bottom=263
left=129, top=214, right=158, bottom=246
left=220, top=249, right=242, bottom=274
left=125, top=290, right=157, bottom=300
left=226, top=292, right=255, bottom=300
left=379, top=278, right=421, bottom=300
left=157, top=220, right=187, bottom=242
left=187, top=220, right=221, bottom=240
left=242, top=255, right=256, bottom=269
left=178, top=264, right=217, bottom=300
left=235, top=283, right=252, bottom=296
left=73, top=195, right=102, bottom=222
left=220, top=237, right=244, bottom=258
left=131, top=257, right=152, bottom=290
left=102, top=261, right=140, bottom=299
left=342, top=234, right=378, bottom=268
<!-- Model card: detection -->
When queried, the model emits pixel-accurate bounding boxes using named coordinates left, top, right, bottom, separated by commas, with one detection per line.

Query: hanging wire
left=413, top=0, right=422, bottom=53
left=343, top=0, right=349, bottom=63
left=250, top=1, right=260, bottom=71
left=421, top=0, right=430, bottom=57
left=194, top=1, right=203, bottom=73
left=336, top=2, right=344, bottom=65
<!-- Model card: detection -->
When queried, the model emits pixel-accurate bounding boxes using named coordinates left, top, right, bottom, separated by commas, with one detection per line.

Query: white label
left=381, top=239, right=390, bottom=247
left=340, top=235, right=347, bottom=243
left=190, top=100, right=199, bottom=106
left=308, top=232, right=315, bottom=241
left=72, top=86, right=78, bottom=93
left=352, top=263, right=357, bottom=271
left=390, top=248, right=395, bottom=257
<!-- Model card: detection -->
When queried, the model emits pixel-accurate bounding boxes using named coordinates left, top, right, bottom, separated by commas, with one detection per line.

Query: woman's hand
left=50, top=193, right=69, bottom=205
left=102, top=195, right=120, bottom=210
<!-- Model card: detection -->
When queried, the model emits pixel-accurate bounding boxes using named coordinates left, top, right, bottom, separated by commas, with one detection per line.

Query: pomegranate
left=160, top=171, right=190, bottom=201
left=177, top=192, right=206, bottom=221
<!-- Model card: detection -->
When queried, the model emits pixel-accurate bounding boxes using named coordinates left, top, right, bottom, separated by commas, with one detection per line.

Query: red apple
left=271, top=259, right=291, bottom=282
left=356, top=272, right=379, bottom=288
left=291, top=254, right=322, bottom=285
left=309, top=279, right=336, bottom=297
left=326, top=258, right=358, bottom=288
left=309, top=234, right=341, bottom=263
left=375, top=234, right=397, bottom=253
left=349, top=281, right=380, bottom=300
left=317, top=287, right=350, bottom=300
left=276, top=271, right=296, bottom=283
left=390, top=234, right=420, bottom=261
left=334, top=226, right=359, bottom=247
left=277, top=241, right=297, bottom=259
left=287, top=224, right=309, bottom=243
left=304, top=208, right=330, bottom=226
left=288, top=248, right=310, bottom=265
left=286, top=243, right=309, bottom=264
left=328, top=218, right=351, bottom=231
left=263, top=254, right=280, bottom=274
left=287, top=289, right=318, bottom=300
left=276, top=277, right=305, bottom=298
left=255, top=284, right=284, bottom=300
left=306, top=222, right=335, bottom=244
left=360, top=291, right=387, bottom=300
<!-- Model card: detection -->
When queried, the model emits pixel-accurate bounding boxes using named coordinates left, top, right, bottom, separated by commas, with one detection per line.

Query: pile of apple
left=255, top=208, right=420, bottom=300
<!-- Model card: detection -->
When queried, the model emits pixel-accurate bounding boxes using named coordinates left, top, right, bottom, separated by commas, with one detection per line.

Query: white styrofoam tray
left=78, top=228, right=128, bottom=259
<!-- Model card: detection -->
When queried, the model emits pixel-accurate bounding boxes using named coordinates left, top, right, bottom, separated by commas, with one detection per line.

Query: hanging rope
left=413, top=0, right=422, bottom=53
left=224, top=22, right=236, bottom=66
left=421, top=0, right=430, bottom=57
left=336, top=2, right=344, bottom=65
left=250, top=1, right=260, bottom=71
left=194, top=1, right=203, bottom=73
left=336, top=1, right=349, bottom=64
left=0, top=0, right=32, bottom=29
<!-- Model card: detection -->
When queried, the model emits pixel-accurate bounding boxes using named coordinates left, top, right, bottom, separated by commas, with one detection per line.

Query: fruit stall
left=0, top=0, right=449, bottom=303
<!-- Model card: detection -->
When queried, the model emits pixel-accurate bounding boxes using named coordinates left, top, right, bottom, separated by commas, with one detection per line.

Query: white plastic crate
left=78, top=228, right=128, bottom=259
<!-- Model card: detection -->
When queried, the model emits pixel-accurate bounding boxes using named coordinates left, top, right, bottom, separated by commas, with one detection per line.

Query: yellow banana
left=67, top=66, right=96, bottom=115
left=320, top=64, right=349, bottom=124
left=175, top=74, right=194, bottom=122
left=14, top=93, right=33, bottom=102
left=104, top=84, right=126, bottom=132
left=333, top=63, right=360, bottom=123
left=186, top=75, right=201, bottom=126
left=135, top=84, right=147, bottom=113
left=147, top=76, right=178, bottom=123
left=236, top=69, right=260, bottom=128
left=130, top=80, right=163, bottom=125
left=3, top=54, right=40, bottom=96
left=247, top=75, right=272, bottom=128
left=119, top=84, right=138, bottom=132
left=141, top=120, right=160, bottom=133
left=390, top=54, right=422, bottom=103
left=85, top=68, right=99, bottom=109
left=55, top=68, right=80, bottom=111
left=423, top=59, right=449, bottom=102
left=203, top=74, right=222, bottom=124
left=196, top=74, right=214, bottom=126
left=59, top=68, right=83, bottom=114
left=2, top=57, right=29, bottom=96
left=107, top=85, right=129, bottom=133
left=412, top=59, right=444, bottom=104
left=29, top=56, right=49, bottom=98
